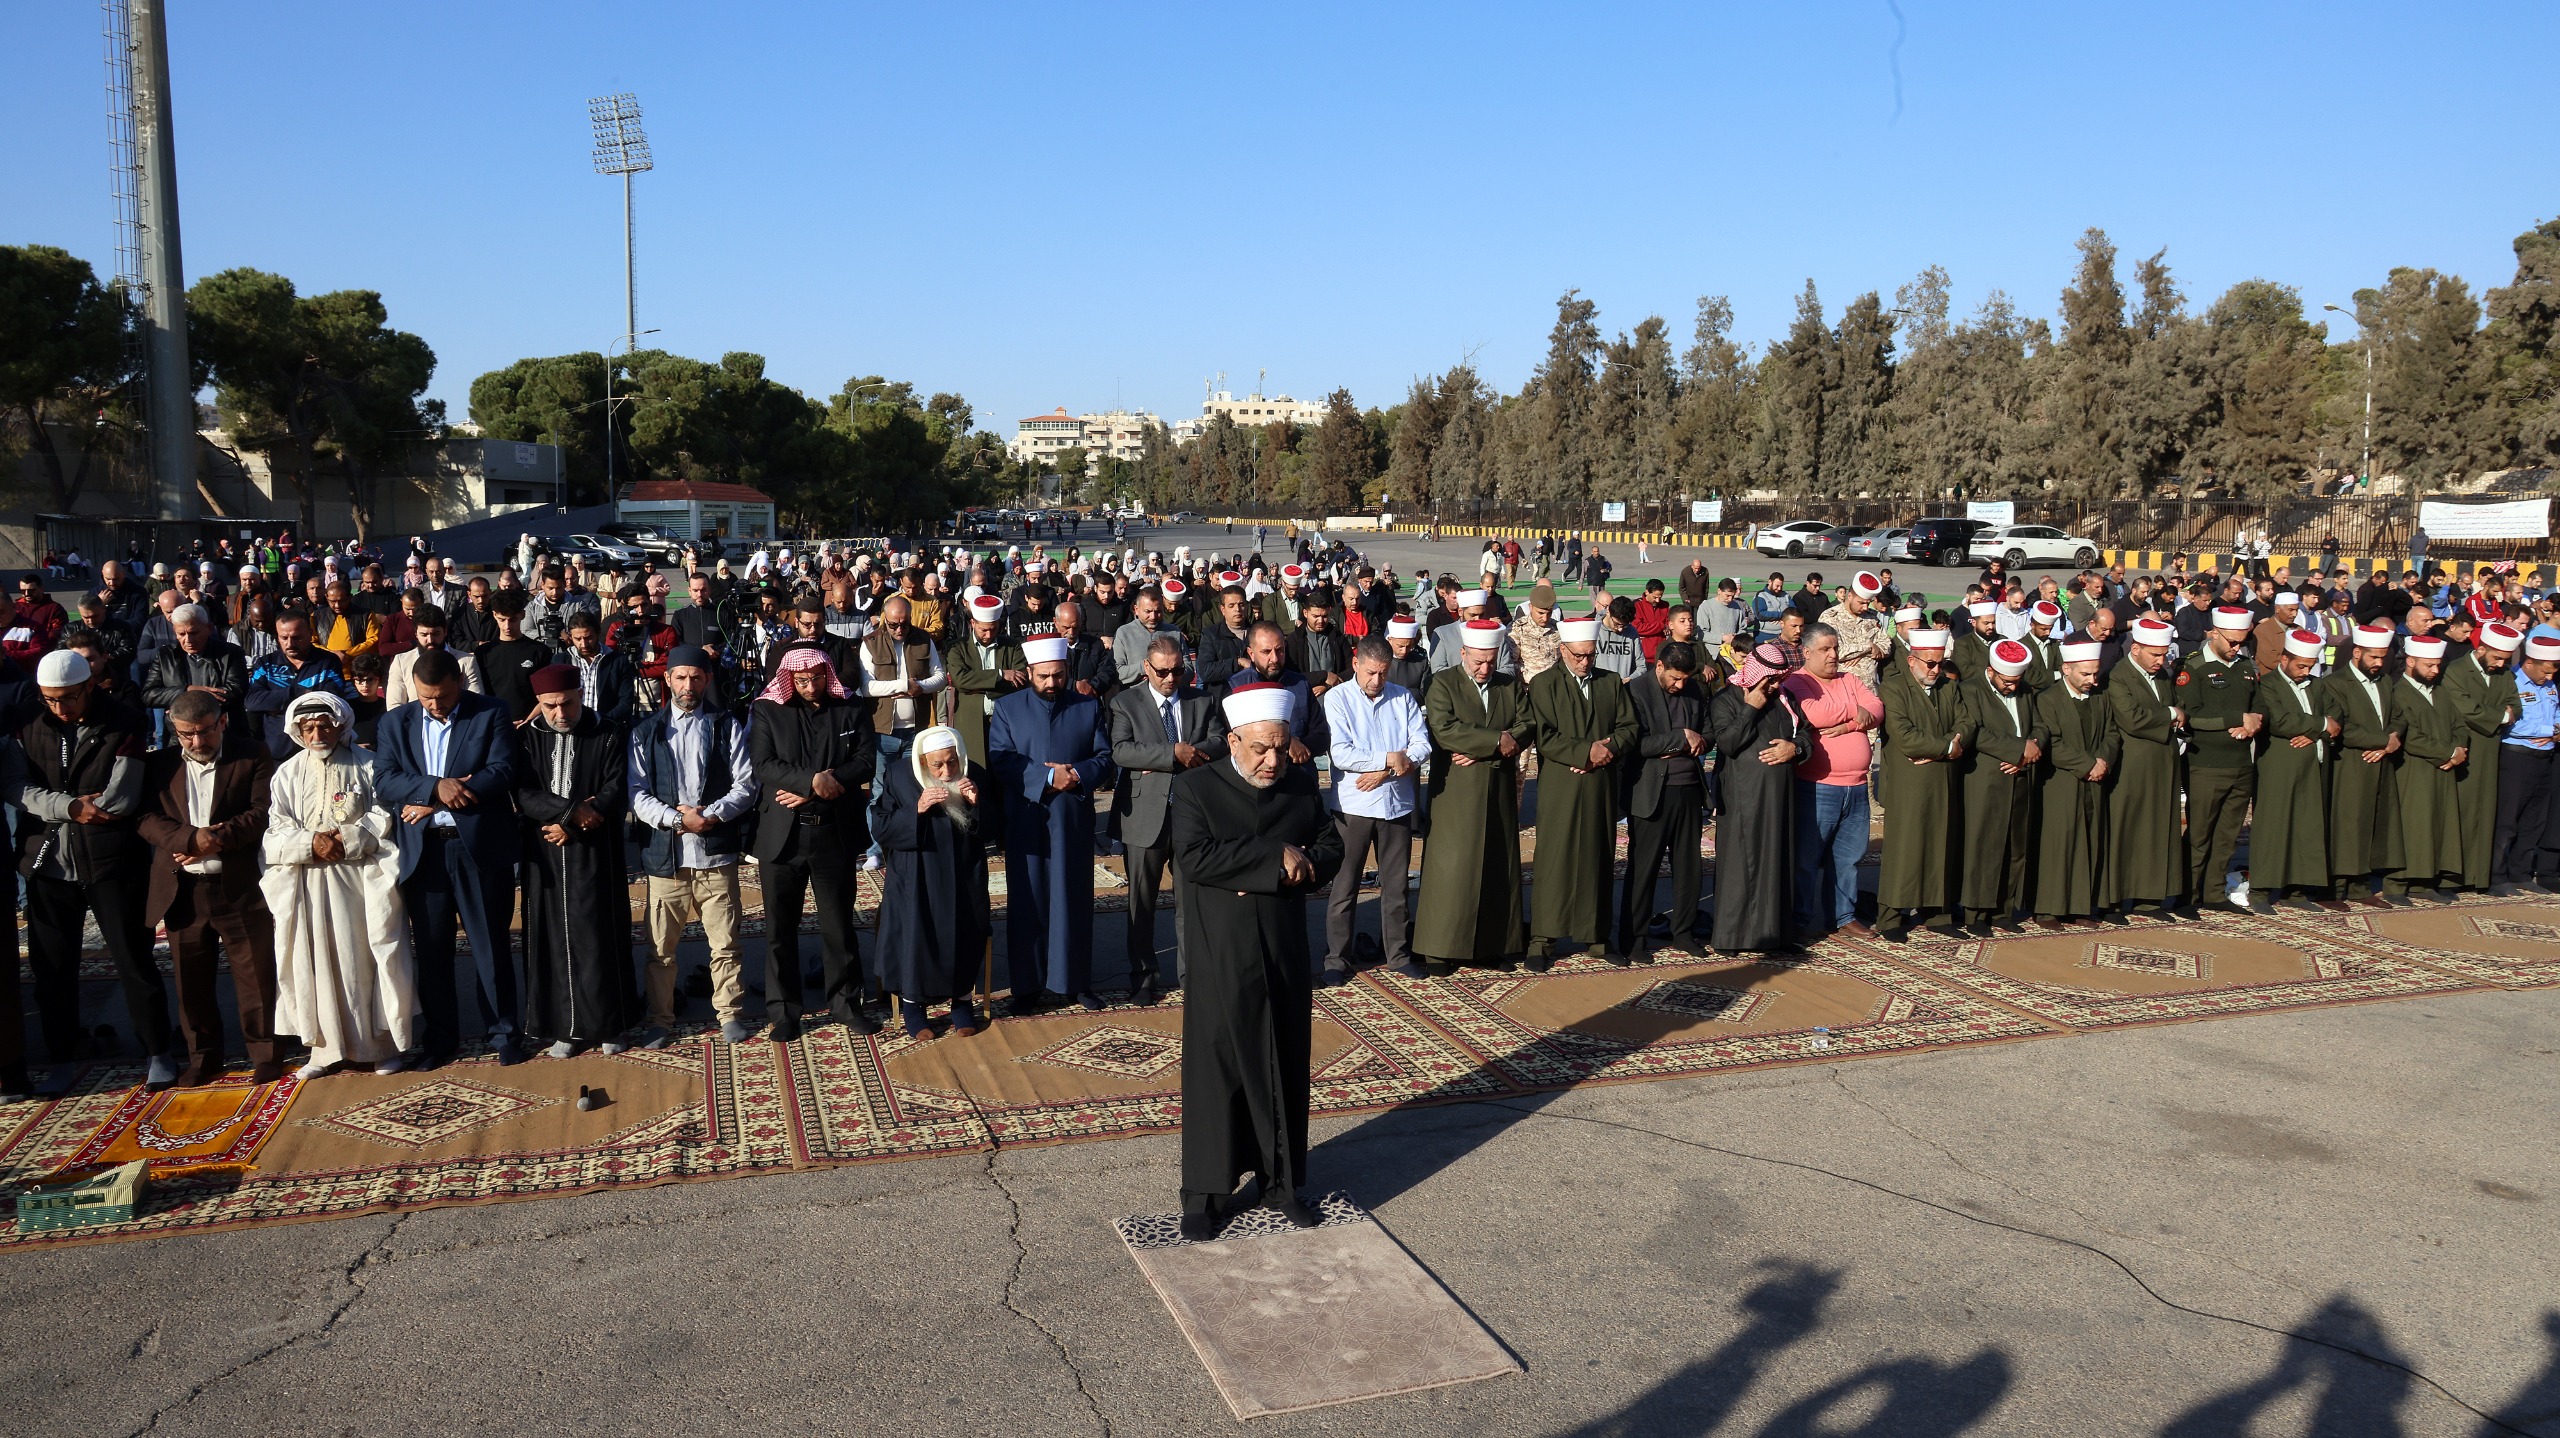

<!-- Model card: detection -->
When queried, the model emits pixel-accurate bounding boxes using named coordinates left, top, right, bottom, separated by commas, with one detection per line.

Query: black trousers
left=1123, top=835, right=1178, bottom=989
left=1325, top=813, right=1414, bottom=970
left=25, top=867, right=169, bottom=1059
left=761, top=830, right=864, bottom=1020
left=1618, top=785, right=1706, bottom=956
left=2495, top=744, right=2557, bottom=883
left=0, top=869, right=20, bottom=1075
left=404, top=830, right=521, bottom=1058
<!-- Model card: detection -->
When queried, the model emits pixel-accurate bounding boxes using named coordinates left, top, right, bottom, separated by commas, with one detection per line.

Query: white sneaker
left=546, top=1040, right=577, bottom=1060
left=599, top=1041, right=627, bottom=1055
left=861, top=853, right=883, bottom=872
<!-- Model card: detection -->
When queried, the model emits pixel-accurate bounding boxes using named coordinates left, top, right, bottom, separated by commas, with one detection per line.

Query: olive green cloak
left=2317, top=665, right=2404, bottom=880
left=1524, top=665, right=1639, bottom=947
left=2250, top=669, right=2334, bottom=893
left=2032, top=681, right=2117, bottom=917
left=2393, top=675, right=2467, bottom=887
left=2102, top=659, right=2184, bottom=907
left=1877, top=661, right=1965, bottom=914
left=1415, top=670, right=1532, bottom=964
left=2441, top=652, right=2517, bottom=889
left=1955, top=674, right=2046, bottom=917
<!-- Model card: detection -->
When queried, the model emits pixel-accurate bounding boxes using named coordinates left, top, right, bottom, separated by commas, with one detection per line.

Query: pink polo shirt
left=1781, top=670, right=1882, bottom=785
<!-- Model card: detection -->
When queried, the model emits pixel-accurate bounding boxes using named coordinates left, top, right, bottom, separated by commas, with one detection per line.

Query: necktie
left=1162, top=696, right=1180, bottom=744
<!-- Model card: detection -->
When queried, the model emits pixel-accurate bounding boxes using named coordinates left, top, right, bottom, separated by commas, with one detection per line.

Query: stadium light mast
left=588, top=92, right=653, bottom=355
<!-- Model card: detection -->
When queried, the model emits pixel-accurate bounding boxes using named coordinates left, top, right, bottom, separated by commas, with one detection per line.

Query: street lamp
left=2322, top=303, right=2373, bottom=493
left=597, top=328, right=660, bottom=513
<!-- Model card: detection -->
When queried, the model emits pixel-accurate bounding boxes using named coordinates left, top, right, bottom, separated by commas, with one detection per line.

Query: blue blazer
left=373, top=691, right=525, bottom=881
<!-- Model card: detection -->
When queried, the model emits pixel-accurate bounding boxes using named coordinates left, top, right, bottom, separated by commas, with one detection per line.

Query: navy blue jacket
left=372, top=691, right=524, bottom=881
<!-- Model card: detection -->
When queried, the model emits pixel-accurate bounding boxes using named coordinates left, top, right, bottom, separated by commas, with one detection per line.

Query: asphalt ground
left=7, top=891, right=2558, bottom=1438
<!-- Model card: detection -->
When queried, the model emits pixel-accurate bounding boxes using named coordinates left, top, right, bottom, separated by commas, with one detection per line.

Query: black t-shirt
left=475, top=637, right=555, bottom=720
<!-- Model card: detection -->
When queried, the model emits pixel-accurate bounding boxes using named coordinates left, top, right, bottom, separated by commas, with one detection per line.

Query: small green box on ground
left=14, top=1159, right=149, bottom=1232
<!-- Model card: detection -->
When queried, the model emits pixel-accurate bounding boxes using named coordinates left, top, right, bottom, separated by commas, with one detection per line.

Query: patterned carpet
left=14, top=854, right=2555, bottom=1251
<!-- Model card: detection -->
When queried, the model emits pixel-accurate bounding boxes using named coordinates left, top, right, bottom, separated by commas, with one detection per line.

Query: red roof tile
left=624, top=480, right=774, bottom=504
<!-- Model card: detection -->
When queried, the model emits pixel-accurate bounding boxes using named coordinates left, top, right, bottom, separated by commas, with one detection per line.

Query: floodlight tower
left=588, top=92, right=653, bottom=353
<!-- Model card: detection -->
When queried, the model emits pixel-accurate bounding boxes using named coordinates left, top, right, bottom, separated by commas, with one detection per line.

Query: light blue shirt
left=1323, top=680, right=1433, bottom=820
left=421, top=711, right=457, bottom=829
left=2510, top=671, right=2559, bottom=750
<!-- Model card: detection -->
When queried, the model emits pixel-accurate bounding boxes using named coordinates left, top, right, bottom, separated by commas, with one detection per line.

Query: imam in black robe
left=1707, top=682, right=1802, bottom=953
left=516, top=708, right=639, bottom=1045
left=869, top=757, right=997, bottom=1007
left=1169, top=756, right=1344, bottom=1218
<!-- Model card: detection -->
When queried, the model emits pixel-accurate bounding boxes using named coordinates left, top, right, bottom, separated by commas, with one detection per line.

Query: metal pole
left=621, top=170, right=636, bottom=354
left=2361, top=343, right=2373, bottom=488
left=129, top=0, right=195, bottom=520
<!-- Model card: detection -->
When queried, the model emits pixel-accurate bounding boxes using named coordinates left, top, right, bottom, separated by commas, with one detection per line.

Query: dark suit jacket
left=1622, top=668, right=1707, bottom=822
left=1106, top=683, right=1228, bottom=850
left=137, top=734, right=275, bottom=926
left=372, top=690, right=524, bottom=881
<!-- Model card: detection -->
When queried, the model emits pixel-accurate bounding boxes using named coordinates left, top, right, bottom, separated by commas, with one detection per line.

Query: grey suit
left=1112, top=619, right=1189, bottom=687
left=1108, top=683, right=1228, bottom=987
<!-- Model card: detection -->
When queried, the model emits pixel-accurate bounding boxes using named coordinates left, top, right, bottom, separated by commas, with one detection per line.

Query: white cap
left=2211, top=606, right=2254, bottom=631
left=2352, top=624, right=2396, bottom=650
left=1988, top=639, right=2033, bottom=677
left=1853, top=571, right=1883, bottom=596
left=1459, top=619, right=1505, bottom=649
left=2059, top=639, right=2103, bottom=663
left=2482, top=621, right=2524, bottom=653
left=1281, top=564, right=1305, bottom=582
left=35, top=650, right=89, bottom=686
left=1217, top=570, right=1242, bottom=587
left=1555, top=615, right=1599, bottom=644
left=1967, top=601, right=1996, bottom=617
left=2130, top=617, right=2176, bottom=646
left=1386, top=617, right=1420, bottom=638
left=2528, top=635, right=2560, bottom=662
left=1455, top=588, right=1486, bottom=609
left=968, top=594, right=1004, bottom=621
left=1221, top=683, right=1295, bottom=729
left=1906, top=629, right=1951, bottom=652
left=2404, top=635, right=2448, bottom=660
left=2272, top=591, right=2300, bottom=608
left=2031, top=601, right=2062, bottom=623
left=2283, top=629, right=2325, bottom=659
left=1161, top=578, right=1187, bottom=597
left=1022, top=637, right=1071, bottom=665
left=1893, top=606, right=1923, bottom=625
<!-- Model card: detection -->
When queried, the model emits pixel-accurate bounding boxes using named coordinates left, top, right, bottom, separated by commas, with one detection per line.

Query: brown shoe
left=1836, top=921, right=1878, bottom=939
left=174, top=1058, right=219, bottom=1089
left=248, top=1061, right=288, bottom=1085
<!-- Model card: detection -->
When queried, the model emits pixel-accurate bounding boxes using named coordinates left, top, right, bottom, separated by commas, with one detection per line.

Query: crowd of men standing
left=7, top=531, right=2555, bottom=1137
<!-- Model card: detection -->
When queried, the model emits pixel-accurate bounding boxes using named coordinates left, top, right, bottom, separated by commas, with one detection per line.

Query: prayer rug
left=1117, top=1193, right=1520, bottom=1419
left=1856, top=908, right=2482, bottom=1030
left=2277, top=896, right=2560, bottom=990
left=42, top=1074, right=298, bottom=1180
left=1363, top=945, right=2054, bottom=1090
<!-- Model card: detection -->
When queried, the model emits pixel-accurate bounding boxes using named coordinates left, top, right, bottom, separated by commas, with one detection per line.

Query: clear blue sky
left=7, top=2, right=2555, bottom=439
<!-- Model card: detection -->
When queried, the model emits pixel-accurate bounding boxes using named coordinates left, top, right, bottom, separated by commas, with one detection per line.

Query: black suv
left=1904, top=517, right=1989, bottom=567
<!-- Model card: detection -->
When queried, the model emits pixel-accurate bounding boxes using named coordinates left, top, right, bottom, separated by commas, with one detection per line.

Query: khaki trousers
left=645, top=866, right=745, bottom=1026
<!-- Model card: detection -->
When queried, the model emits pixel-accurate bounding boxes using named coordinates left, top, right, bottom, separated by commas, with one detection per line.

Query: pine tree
left=1308, top=387, right=1373, bottom=515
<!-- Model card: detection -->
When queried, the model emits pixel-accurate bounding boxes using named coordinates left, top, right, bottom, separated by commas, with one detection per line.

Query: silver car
left=1806, top=525, right=1870, bottom=558
left=1847, top=527, right=1905, bottom=561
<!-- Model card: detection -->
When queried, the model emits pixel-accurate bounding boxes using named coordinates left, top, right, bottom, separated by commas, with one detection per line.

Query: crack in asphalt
left=1483, top=1097, right=2534, bottom=1438
left=123, top=1211, right=410, bottom=1438
left=373, top=1174, right=992, bottom=1261
left=1818, top=1066, right=2323, bottom=1303
left=982, top=1152, right=1113, bottom=1438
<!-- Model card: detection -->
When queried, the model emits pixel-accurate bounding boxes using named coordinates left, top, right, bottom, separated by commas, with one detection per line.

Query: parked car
left=1807, top=524, right=1879, bottom=558
left=1847, top=527, right=1906, bottom=561
left=1168, top=510, right=1203, bottom=523
left=1903, top=516, right=1991, bottom=567
left=566, top=532, right=650, bottom=567
left=1968, top=524, right=2101, bottom=570
left=1754, top=519, right=1834, bottom=557
left=595, top=523, right=682, bottom=564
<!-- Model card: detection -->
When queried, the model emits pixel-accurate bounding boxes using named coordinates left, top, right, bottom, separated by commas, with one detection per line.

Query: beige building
left=1202, top=390, right=1326, bottom=428
left=1008, top=407, right=1164, bottom=466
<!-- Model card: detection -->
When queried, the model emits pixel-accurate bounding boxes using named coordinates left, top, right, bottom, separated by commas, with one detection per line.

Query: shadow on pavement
left=1536, top=1259, right=2013, bottom=1438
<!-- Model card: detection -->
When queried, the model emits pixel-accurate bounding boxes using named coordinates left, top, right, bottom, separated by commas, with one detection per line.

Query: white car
left=1754, top=520, right=1833, bottom=557
left=1968, top=524, right=2100, bottom=570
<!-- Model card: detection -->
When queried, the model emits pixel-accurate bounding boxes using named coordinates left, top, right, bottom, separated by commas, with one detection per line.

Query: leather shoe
left=768, top=1013, right=801, bottom=1044
left=1178, top=1211, right=1221, bottom=1243
left=248, top=1061, right=288, bottom=1085
left=1601, top=951, right=1632, bottom=968
left=1076, top=991, right=1107, bottom=1012
left=1319, top=967, right=1352, bottom=988
left=997, top=994, right=1046, bottom=1019
left=844, top=1007, right=883, bottom=1036
left=174, top=1057, right=219, bottom=1089
left=0, top=1067, right=31, bottom=1103
left=492, top=1036, right=527, bottom=1066
left=1522, top=956, right=1554, bottom=975
left=1130, top=980, right=1162, bottom=1007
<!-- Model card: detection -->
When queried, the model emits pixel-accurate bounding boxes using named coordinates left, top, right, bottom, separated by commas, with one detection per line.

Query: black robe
left=1707, top=684, right=1801, bottom=952
left=868, top=758, right=997, bottom=1005
left=516, top=710, right=639, bottom=1044
left=1170, top=758, right=1344, bottom=1211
